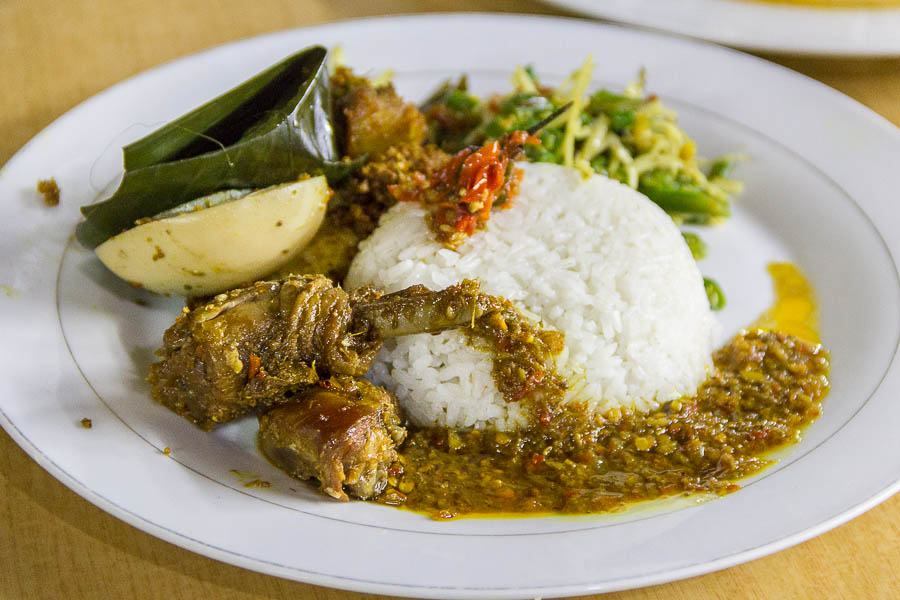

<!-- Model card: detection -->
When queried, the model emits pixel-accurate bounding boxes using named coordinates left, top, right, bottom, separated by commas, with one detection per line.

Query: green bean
left=704, top=277, right=726, bottom=311
left=682, top=232, right=707, bottom=260
left=586, top=90, right=641, bottom=132
left=707, top=157, right=735, bottom=179
left=638, top=169, right=730, bottom=219
left=445, top=88, right=478, bottom=112
left=421, top=77, right=482, bottom=152
left=477, top=93, right=556, bottom=141
left=587, top=90, right=642, bottom=114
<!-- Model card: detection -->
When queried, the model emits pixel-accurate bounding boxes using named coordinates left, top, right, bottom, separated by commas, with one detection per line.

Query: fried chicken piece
left=149, top=275, right=379, bottom=429
left=258, top=377, right=406, bottom=501
left=149, top=275, right=493, bottom=429
left=332, top=67, right=427, bottom=158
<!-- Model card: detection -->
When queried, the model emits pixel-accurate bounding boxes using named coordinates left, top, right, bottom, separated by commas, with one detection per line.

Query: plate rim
left=2, top=12, right=900, bottom=598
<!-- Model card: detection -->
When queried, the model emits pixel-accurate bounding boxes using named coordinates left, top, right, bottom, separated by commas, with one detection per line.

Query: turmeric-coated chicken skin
left=258, top=377, right=406, bottom=501
left=148, top=275, right=495, bottom=430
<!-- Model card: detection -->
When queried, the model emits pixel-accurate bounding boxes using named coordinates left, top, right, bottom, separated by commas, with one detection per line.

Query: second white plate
left=547, top=0, right=900, bottom=55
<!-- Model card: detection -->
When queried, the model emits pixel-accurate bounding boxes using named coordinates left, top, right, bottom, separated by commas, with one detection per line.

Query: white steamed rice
left=345, top=162, right=718, bottom=430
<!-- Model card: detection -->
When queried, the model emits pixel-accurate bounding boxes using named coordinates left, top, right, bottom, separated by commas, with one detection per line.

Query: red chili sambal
left=422, top=131, right=537, bottom=248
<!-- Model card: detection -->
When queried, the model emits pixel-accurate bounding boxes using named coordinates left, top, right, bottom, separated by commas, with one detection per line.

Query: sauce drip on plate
left=752, top=262, right=819, bottom=344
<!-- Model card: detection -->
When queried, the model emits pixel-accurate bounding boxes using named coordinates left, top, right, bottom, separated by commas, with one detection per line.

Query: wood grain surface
left=2, top=1, right=899, bottom=598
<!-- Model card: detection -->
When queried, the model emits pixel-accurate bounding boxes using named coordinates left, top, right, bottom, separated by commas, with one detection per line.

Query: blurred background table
left=2, top=1, right=899, bottom=598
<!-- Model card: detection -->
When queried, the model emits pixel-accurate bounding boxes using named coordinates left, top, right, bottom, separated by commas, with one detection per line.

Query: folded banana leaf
left=77, top=45, right=357, bottom=249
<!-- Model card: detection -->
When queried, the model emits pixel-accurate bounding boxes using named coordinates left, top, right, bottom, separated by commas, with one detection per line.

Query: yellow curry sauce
left=376, top=263, right=829, bottom=519
left=753, top=262, right=819, bottom=344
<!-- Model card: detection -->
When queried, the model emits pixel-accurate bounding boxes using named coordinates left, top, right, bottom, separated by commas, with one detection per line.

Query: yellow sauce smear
left=752, top=262, right=819, bottom=344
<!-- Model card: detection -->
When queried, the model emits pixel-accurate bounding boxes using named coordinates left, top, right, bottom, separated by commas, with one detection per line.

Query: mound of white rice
left=345, top=162, right=719, bottom=430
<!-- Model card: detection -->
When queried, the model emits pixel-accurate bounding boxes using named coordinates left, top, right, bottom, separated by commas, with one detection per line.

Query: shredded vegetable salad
left=422, top=58, right=740, bottom=309
left=424, top=58, right=742, bottom=225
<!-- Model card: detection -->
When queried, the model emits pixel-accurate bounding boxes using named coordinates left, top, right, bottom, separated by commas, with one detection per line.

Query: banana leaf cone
left=77, top=45, right=358, bottom=249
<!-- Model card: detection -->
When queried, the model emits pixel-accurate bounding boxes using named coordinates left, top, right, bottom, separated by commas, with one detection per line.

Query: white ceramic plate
left=1, top=14, right=899, bottom=599
left=546, top=0, right=900, bottom=55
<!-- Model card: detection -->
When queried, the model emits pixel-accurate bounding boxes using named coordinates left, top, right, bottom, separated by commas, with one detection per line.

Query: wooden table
left=2, top=1, right=899, bottom=598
